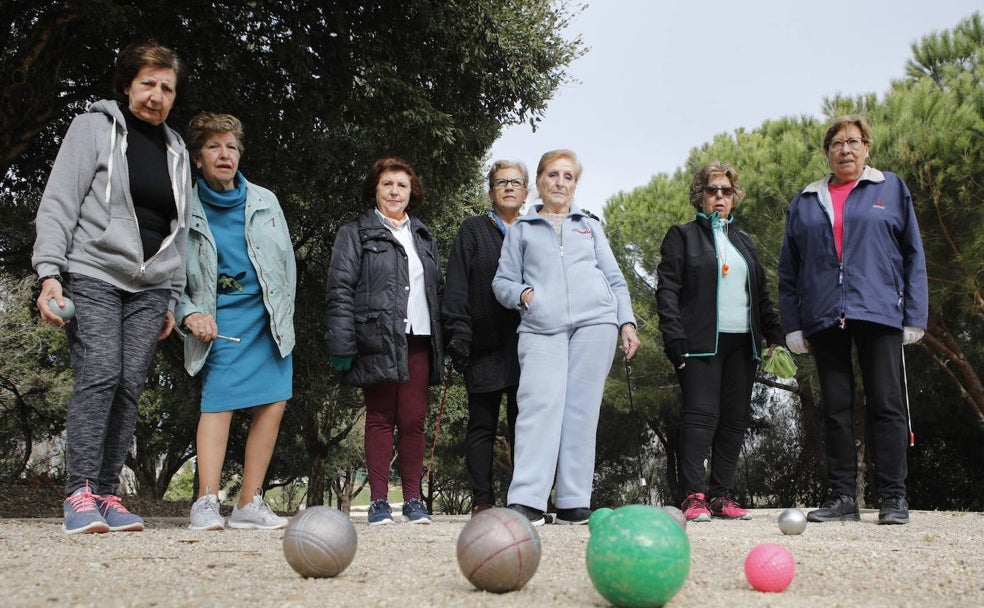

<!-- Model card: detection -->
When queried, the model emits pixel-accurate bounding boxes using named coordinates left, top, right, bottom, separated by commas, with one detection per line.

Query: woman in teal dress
left=176, top=113, right=296, bottom=531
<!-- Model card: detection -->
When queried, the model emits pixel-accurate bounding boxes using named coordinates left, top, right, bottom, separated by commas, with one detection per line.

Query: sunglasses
left=703, top=186, right=734, bottom=196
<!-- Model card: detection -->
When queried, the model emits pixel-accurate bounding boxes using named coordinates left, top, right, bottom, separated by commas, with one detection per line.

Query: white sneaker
left=189, top=493, right=225, bottom=531
left=228, top=494, right=288, bottom=530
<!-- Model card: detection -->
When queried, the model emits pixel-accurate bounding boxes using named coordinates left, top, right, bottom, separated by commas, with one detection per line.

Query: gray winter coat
left=324, top=209, right=444, bottom=387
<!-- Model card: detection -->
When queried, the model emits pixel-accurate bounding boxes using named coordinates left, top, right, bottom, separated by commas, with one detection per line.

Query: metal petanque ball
left=745, top=543, right=796, bottom=592
left=456, top=507, right=541, bottom=593
left=586, top=505, right=690, bottom=608
left=661, top=505, right=687, bottom=530
left=282, top=506, right=358, bottom=578
left=777, top=508, right=807, bottom=535
left=48, top=297, right=75, bottom=321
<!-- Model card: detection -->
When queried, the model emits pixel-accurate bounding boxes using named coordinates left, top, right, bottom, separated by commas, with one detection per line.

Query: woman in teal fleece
left=493, top=149, right=640, bottom=526
left=32, top=41, right=192, bottom=534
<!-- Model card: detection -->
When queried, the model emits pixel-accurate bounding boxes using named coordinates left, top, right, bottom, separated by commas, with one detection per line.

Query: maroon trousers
left=363, top=335, right=431, bottom=501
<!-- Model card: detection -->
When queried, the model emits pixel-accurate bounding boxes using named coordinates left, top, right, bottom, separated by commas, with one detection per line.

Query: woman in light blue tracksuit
left=493, top=149, right=640, bottom=526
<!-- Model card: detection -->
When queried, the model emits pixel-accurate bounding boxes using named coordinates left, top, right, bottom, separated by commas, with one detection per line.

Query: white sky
left=489, top=0, right=981, bottom=214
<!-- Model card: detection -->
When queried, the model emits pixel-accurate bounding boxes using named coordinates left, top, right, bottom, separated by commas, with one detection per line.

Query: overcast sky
left=488, top=1, right=981, bottom=213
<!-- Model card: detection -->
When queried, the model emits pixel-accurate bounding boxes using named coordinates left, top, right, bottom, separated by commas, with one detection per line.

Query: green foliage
left=0, top=0, right=584, bottom=500
left=601, top=12, right=984, bottom=509
left=0, top=276, right=71, bottom=481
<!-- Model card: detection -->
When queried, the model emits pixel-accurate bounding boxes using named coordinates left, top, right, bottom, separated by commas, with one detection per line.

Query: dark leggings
left=676, top=332, right=756, bottom=498
left=465, top=388, right=518, bottom=506
left=809, top=321, right=907, bottom=498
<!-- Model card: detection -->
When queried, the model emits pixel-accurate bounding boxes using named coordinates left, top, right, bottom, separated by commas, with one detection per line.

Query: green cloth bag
left=762, top=345, right=797, bottom=379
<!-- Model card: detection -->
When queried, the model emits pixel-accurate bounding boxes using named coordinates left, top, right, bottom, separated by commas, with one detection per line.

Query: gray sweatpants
left=507, top=323, right=618, bottom=511
left=63, top=274, right=169, bottom=496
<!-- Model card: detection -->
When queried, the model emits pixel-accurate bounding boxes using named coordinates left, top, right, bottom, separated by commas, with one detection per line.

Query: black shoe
left=878, top=495, right=910, bottom=525
left=807, top=494, right=860, bottom=522
left=555, top=507, right=592, bottom=525
left=508, top=503, right=545, bottom=527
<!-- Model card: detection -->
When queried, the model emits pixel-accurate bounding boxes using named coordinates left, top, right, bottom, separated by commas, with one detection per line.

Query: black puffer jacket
left=656, top=213, right=783, bottom=360
left=325, top=209, right=444, bottom=387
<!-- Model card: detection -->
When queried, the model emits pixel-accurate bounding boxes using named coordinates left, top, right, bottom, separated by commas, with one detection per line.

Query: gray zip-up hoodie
left=32, top=99, right=192, bottom=311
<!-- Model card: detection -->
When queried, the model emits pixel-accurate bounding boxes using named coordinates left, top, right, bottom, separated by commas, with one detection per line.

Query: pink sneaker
left=681, top=492, right=712, bottom=522
left=709, top=494, right=752, bottom=520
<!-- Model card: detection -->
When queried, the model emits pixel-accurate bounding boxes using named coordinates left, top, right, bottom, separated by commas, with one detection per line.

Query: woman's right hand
left=37, top=278, right=66, bottom=327
left=182, top=312, right=218, bottom=343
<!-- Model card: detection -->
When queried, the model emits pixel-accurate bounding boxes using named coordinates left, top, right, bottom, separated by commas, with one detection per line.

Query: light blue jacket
left=493, top=203, right=635, bottom=334
left=176, top=177, right=296, bottom=375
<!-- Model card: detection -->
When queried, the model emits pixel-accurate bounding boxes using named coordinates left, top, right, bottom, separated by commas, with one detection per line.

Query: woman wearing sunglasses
left=656, top=161, right=783, bottom=522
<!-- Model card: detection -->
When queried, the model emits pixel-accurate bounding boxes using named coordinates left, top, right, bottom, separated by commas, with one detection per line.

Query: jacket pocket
left=355, top=312, right=386, bottom=355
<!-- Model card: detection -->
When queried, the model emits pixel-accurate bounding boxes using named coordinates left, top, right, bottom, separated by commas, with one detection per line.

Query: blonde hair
left=536, top=149, right=582, bottom=181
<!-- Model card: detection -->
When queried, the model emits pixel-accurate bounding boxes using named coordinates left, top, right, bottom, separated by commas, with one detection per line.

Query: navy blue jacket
left=777, top=167, right=928, bottom=337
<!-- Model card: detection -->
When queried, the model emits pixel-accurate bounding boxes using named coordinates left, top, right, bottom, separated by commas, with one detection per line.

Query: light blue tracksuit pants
left=507, top=323, right=618, bottom=511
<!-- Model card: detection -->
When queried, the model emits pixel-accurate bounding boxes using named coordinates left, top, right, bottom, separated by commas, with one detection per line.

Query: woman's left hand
left=158, top=310, right=175, bottom=340
left=620, top=324, right=641, bottom=360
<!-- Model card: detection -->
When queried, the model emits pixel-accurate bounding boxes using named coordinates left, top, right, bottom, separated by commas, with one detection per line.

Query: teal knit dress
left=198, top=178, right=292, bottom=412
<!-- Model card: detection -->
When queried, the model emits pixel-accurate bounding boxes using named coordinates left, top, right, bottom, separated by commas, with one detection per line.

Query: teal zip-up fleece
left=492, top=203, right=635, bottom=334
left=175, top=177, right=296, bottom=376
left=32, top=99, right=192, bottom=311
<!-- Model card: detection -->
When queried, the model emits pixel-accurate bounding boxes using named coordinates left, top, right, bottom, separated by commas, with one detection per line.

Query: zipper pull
left=839, top=314, right=846, bottom=330
left=838, top=263, right=844, bottom=286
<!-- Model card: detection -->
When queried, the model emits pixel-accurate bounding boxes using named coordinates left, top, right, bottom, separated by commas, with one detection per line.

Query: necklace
left=715, top=222, right=729, bottom=276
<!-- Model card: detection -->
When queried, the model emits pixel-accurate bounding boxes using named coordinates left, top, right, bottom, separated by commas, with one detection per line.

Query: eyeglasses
left=492, top=178, right=526, bottom=189
left=829, top=138, right=865, bottom=152
left=703, top=186, right=734, bottom=196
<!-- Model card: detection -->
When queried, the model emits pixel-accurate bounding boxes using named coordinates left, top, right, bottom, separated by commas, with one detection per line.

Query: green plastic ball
left=586, top=504, right=690, bottom=608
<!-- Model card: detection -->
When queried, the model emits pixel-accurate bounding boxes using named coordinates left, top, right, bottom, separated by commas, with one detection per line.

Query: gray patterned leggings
left=63, top=274, right=169, bottom=496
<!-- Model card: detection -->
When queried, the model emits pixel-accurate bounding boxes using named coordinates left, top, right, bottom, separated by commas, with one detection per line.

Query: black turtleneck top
left=121, top=103, right=177, bottom=261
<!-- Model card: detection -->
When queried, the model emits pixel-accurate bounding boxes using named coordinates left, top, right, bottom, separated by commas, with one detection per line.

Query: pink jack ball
left=744, top=543, right=795, bottom=592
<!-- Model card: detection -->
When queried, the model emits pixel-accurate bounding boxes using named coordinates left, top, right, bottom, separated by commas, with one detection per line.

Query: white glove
left=785, top=331, right=808, bottom=355
left=902, top=326, right=925, bottom=345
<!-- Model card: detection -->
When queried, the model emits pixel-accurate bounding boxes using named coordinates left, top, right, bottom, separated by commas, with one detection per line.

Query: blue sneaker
left=367, top=498, right=394, bottom=526
left=63, top=483, right=109, bottom=534
left=401, top=497, right=432, bottom=524
left=98, top=494, right=145, bottom=532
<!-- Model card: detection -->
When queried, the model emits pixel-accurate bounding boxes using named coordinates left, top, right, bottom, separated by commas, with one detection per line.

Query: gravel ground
left=2, top=508, right=982, bottom=607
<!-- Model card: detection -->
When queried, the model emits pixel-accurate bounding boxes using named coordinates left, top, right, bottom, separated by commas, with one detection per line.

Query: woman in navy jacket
left=656, top=162, right=783, bottom=523
left=778, top=115, right=928, bottom=525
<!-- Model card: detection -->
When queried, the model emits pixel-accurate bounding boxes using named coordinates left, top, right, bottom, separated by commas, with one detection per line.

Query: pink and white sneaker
left=709, top=494, right=752, bottom=520
left=681, top=492, right=712, bottom=522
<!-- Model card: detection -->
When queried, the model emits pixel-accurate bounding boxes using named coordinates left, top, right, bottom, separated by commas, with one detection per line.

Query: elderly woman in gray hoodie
left=32, top=41, right=192, bottom=535
left=493, top=149, right=640, bottom=527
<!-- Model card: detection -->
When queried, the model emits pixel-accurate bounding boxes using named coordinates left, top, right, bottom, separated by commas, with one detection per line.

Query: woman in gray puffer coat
left=325, top=157, right=443, bottom=526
